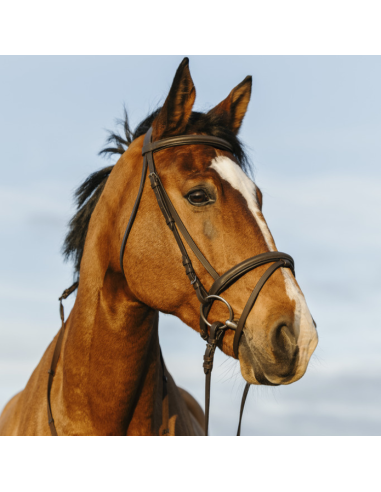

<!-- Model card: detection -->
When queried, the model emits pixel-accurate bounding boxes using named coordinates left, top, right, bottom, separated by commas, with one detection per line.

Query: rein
left=47, top=127, right=295, bottom=436
left=47, top=282, right=78, bottom=436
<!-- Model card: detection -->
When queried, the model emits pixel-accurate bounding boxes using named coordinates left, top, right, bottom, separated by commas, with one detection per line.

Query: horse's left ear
left=207, top=76, right=252, bottom=135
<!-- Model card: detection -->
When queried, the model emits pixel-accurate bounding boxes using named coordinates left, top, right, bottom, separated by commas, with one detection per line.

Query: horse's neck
left=56, top=269, right=162, bottom=435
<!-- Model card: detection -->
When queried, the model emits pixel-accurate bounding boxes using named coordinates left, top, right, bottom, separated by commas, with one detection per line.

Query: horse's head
left=113, top=58, right=318, bottom=386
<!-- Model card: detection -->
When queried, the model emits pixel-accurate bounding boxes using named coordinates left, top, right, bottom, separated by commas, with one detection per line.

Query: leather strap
left=199, top=253, right=295, bottom=340
left=233, top=259, right=287, bottom=358
left=120, top=129, right=228, bottom=277
left=203, top=322, right=225, bottom=436
left=141, top=128, right=221, bottom=304
left=236, top=383, right=250, bottom=436
left=209, top=252, right=294, bottom=296
left=144, top=128, right=219, bottom=280
left=158, top=181, right=219, bottom=281
left=47, top=326, right=64, bottom=436
left=47, top=282, right=78, bottom=436
left=159, top=330, right=170, bottom=436
left=119, top=155, right=148, bottom=275
left=142, top=133, right=234, bottom=155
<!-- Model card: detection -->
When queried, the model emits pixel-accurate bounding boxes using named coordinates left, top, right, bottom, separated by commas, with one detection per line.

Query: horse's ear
left=151, top=57, right=196, bottom=141
left=207, top=76, right=252, bottom=135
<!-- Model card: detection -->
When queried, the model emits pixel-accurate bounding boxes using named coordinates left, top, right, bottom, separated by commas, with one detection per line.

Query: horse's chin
left=238, top=335, right=294, bottom=387
left=238, top=341, right=274, bottom=386
left=238, top=322, right=319, bottom=386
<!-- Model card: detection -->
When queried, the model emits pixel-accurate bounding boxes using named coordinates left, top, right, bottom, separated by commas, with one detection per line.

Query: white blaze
left=210, top=156, right=317, bottom=378
left=210, top=156, right=276, bottom=250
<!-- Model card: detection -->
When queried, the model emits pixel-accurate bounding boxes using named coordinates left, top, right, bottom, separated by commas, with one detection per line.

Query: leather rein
left=47, top=127, right=295, bottom=436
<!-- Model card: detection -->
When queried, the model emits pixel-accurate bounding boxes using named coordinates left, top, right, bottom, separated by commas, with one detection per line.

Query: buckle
left=148, top=172, right=160, bottom=189
left=190, top=273, right=198, bottom=285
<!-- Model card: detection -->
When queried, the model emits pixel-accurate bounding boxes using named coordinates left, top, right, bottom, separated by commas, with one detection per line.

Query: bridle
left=120, top=128, right=295, bottom=435
left=47, top=127, right=295, bottom=436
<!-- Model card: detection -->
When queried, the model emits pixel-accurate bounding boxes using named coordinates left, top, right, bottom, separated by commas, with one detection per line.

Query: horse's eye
left=187, top=189, right=210, bottom=205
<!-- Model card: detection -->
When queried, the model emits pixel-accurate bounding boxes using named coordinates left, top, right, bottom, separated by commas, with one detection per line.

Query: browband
left=142, top=133, right=234, bottom=155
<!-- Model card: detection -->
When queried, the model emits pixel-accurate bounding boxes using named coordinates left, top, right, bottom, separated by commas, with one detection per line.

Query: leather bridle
left=119, top=128, right=295, bottom=435
left=47, top=127, right=295, bottom=436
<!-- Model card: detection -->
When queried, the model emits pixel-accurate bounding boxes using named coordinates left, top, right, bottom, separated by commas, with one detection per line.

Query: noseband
left=120, top=127, right=295, bottom=435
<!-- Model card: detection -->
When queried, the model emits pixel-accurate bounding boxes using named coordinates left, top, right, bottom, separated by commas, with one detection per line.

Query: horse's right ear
left=151, top=57, right=196, bottom=141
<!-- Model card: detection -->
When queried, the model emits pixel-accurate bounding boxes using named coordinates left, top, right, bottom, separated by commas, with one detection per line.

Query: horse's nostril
left=273, top=324, right=297, bottom=356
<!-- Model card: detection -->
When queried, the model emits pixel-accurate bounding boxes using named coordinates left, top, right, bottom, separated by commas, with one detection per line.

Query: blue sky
left=0, top=56, right=380, bottom=435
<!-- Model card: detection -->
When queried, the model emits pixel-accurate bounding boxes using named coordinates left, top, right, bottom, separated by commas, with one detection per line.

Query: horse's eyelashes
left=187, top=189, right=211, bottom=206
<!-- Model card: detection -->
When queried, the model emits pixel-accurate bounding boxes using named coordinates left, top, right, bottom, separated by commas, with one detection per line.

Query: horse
left=0, top=58, right=318, bottom=435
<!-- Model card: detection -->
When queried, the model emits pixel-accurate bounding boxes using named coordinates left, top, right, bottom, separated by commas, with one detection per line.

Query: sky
left=0, top=56, right=380, bottom=435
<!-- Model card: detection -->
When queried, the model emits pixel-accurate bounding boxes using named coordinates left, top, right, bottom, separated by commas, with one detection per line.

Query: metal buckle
left=190, top=273, right=198, bottom=285
left=148, top=172, right=160, bottom=189
left=200, top=294, right=237, bottom=329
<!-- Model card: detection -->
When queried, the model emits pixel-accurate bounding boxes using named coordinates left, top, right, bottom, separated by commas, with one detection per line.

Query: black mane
left=63, top=107, right=249, bottom=278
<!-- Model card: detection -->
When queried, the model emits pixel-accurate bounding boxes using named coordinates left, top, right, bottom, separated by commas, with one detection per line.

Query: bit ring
left=200, top=294, right=234, bottom=327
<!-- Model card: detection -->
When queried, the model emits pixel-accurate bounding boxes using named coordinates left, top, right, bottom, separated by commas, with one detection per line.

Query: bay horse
left=0, top=58, right=318, bottom=436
